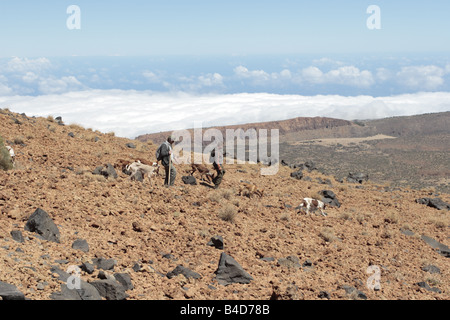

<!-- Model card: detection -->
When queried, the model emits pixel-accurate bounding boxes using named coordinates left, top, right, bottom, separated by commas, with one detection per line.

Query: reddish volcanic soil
left=0, top=110, right=448, bottom=300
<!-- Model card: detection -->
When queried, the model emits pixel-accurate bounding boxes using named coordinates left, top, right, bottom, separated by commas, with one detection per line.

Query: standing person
left=210, top=142, right=225, bottom=189
left=157, top=136, right=177, bottom=187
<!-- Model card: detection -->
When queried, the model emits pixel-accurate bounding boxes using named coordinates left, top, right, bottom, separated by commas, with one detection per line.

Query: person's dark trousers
left=213, top=165, right=225, bottom=189
left=164, top=165, right=176, bottom=186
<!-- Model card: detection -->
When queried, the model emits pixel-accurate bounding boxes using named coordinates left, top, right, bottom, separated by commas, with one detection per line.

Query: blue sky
left=0, top=1, right=449, bottom=137
left=1, top=0, right=450, bottom=56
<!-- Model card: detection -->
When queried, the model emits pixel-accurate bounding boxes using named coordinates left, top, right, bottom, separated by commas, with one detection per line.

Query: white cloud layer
left=301, top=66, right=375, bottom=87
left=4, top=57, right=52, bottom=73
left=396, top=65, right=445, bottom=90
left=1, top=90, right=449, bottom=139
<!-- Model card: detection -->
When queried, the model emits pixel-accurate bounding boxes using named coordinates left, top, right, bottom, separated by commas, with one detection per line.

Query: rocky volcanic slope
left=0, top=110, right=449, bottom=300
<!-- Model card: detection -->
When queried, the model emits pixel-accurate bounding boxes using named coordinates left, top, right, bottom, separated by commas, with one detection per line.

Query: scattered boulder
left=167, top=265, right=202, bottom=280
left=103, top=163, right=118, bottom=179
left=341, top=285, right=367, bottom=300
left=260, top=257, right=275, bottom=262
left=182, top=175, right=197, bottom=185
left=72, top=239, right=89, bottom=253
left=301, top=160, right=317, bottom=172
left=290, top=170, right=303, bottom=180
left=125, top=143, right=136, bottom=149
left=400, top=228, right=415, bottom=236
left=50, top=266, right=102, bottom=300
left=10, top=230, right=24, bottom=243
left=81, top=262, right=95, bottom=275
left=50, top=282, right=102, bottom=300
left=207, top=235, right=224, bottom=250
left=90, top=279, right=129, bottom=300
left=132, top=263, right=141, bottom=272
left=114, top=273, right=134, bottom=291
left=92, top=258, right=117, bottom=271
left=421, top=235, right=450, bottom=258
left=0, top=281, right=26, bottom=300
left=347, top=172, right=368, bottom=184
left=92, top=164, right=118, bottom=179
left=68, top=132, right=75, bottom=138
left=24, top=208, right=60, bottom=243
left=319, top=190, right=341, bottom=208
left=214, top=253, right=253, bottom=286
left=92, top=166, right=103, bottom=175
left=97, top=270, right=109, bottom=280
left=422, top=265, right=440, bottom=274
left=287, top=160, right=317, bottom=172
left=318, top=291, right=331, bottom=299
left=416, top=198, right=450, bottom=211
left=416, top=281, right=441, bottom=294
left=162, top=253, right=177, bottom=261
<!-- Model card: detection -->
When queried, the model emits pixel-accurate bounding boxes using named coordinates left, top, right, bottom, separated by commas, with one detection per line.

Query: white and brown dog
left=297, top=198, right=327, bottom=216
left=126, top=161, right=160, bottom=182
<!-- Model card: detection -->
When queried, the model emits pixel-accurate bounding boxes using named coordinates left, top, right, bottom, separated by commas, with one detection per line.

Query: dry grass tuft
left=218, top=204, right=238, bottom=223
left=0, top=136, right=13, bottom=171
left=319, top=227, right=337, bottom=242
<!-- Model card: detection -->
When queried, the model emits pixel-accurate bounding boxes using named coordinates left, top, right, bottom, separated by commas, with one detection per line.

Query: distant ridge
left=136, top=116, right=353, bottom=144
left=365, top=111, right=450, bottom=137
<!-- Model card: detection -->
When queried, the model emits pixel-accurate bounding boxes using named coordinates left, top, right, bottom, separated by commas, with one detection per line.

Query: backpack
left=155, top=143, right=164, bottom=161
left=156, top=141, right=170, bottom=161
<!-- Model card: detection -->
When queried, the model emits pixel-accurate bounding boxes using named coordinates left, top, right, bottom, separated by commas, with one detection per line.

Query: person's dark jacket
left=159, top=141, right=172, bottom=167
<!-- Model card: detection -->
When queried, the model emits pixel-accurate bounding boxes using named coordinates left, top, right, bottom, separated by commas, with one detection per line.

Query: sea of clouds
left=2, top=90, right=450, bottom=139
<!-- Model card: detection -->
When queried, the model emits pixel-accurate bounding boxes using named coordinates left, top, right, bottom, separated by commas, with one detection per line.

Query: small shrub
left=429, top=217, right=447, bottom=229
left=425, top=276, right=441, bottom=287
left=384, top=211, right=399, bottom=224
left=198, top=229, right=209, bottom=238
left=319, top=227, right=337, bottom=242
left=339, top=211, right=352, bottom=220
left=218, top=204, right=237, bottom=223
left=218, top=188, right=234, bottom=200
left=69, top=123, right=85, bottom=131
left=208, top=191, right=222, bottom=203
left=0, top=136, right=13, bottom=171
left=381, top=229, right=393, bottom=239
left=13, top=136, right=25, bottom=145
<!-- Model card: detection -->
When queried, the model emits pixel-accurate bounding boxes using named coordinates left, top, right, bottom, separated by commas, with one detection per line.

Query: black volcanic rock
left=24, top=208, right=60, bottom=243
left=0, top=281, right=26, bottom=300
left=214, top=253, right=253, bottom=286
left=416, top=198, right=450, bottom=211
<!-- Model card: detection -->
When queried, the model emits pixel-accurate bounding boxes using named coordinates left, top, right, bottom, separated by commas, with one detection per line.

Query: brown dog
left=115, top=159, right=132, bottom=173
left=238, top=182, right=264, bottom=198
left=190, top=163, right=213, bottom=183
